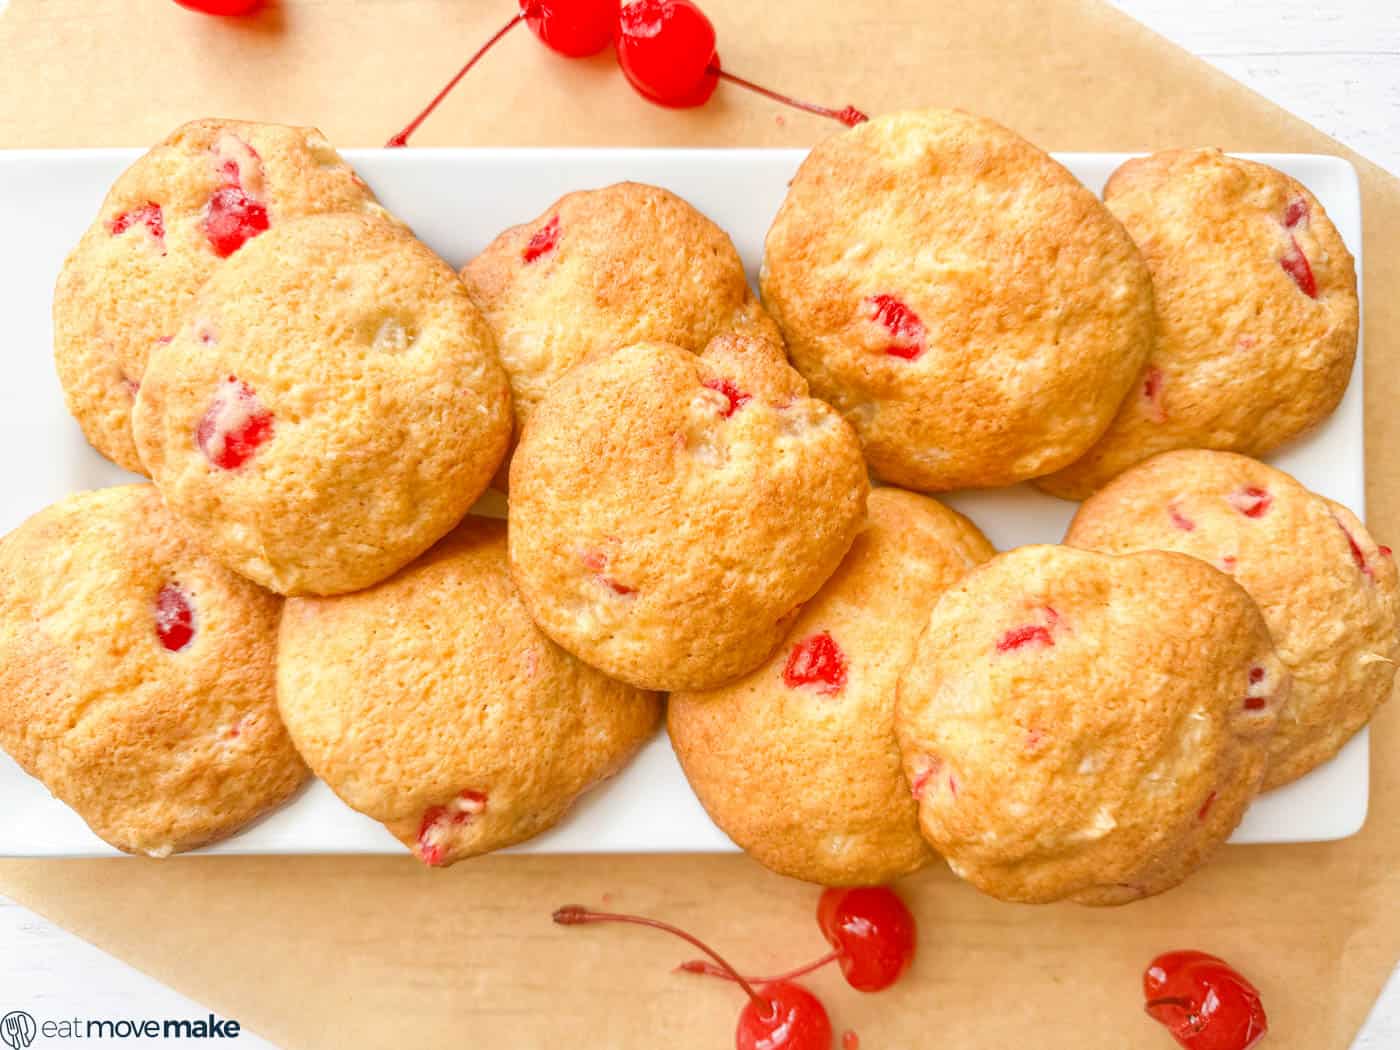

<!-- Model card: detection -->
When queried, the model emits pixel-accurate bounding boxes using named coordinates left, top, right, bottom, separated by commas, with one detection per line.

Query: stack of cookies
left=1, top=110, right=1391, bottom=907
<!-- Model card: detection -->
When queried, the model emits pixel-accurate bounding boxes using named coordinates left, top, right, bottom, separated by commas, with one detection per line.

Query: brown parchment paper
left=1, top=1, right=1396, bottom=1047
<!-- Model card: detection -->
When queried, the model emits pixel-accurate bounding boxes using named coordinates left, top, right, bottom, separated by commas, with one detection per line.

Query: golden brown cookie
left=277, top=517, right=660, bottom=867
left=0, top=485, right=306, bottom=857
left=132, top=212, right=512, bottom=596
left=464, top=181, right=781, bottom=450
left=760, top=109, right=1155, bottom=491
left=1065, top=450, right=1398, bottom=789
left=895, top=545, right=1283, bottom=905
left=1040, top=149, right=1359, bottom=499
left=54, top=119, right=386, bottom=474
left=669, top=488, right=994, bottom=885
left=508, top=335, right=868, bottom=692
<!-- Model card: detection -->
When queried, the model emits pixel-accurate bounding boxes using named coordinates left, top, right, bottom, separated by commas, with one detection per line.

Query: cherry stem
left=553, top=906, right=772, bottom=1016
left=386, top=11, right=526, bottom=147
left=678, top=948, right=841, bottom=985
left=708, top=66, right=869, bottom=128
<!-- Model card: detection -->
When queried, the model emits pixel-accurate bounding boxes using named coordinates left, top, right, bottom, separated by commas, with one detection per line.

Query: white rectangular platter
left=0, top=147, right=1366, bottom=857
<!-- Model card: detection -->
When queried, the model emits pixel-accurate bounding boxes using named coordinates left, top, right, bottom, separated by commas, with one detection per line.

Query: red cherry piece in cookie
left=1144, top=950, right=1267, bottom=1050
left=554, top=905, right=832, bottom=1050
left=1278, top=197, right=1319, bottom=298
left=1226, top=487, right=1272, bottom=518
left=523, top=215, right=562, bottom=263
left=908, top=754, right=942, bottom=800
left=842, top=1033, right=859, bottom=1050
left=416, top=789, right=487, bottom=867
left=1168, top=502, right=1196, bottom=532
left=1142, top=366, right=1168, bottom=422
left=816, top=886, right=917, bottom=993
left=109, top=203, right=166, bottom=246
left=154, top=584, right=195, bottom=652
left=196, top=377, right=275, bottom=470
left=1279, top=238, right=1317, bottom=299
left=174, top=0, right=263, bottom=14
left=704, top=378, right=752, bottom=418
left=995, top=608, right=1058, bottom=653
left=1196, top=791, right=1217, bottom=822
left=864, top=294, right=926, bottom=360
left=1243, top=665, right=1271, bottom=711
left=1335, top=515, right=1374, bottom=578
left=522, top=0, right=619, bottom=57
left=580, top=549, right=636, bottom=596
left=783, top=631, right=848, bottom=695
left=616, top=0, right=720, bottom=108
left=204, top=186, right=269, bottom=258
left=997, top=624, right=1052, bottom=651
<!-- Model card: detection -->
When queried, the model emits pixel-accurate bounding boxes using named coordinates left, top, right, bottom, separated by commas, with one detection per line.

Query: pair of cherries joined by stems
left=176, top=0, right=868, bottom=141
left=384, top=0, right=869, bottom=147
left=556, top=889, right=1266, bottom=1050
left=555, top=886, right=915, bottom=1050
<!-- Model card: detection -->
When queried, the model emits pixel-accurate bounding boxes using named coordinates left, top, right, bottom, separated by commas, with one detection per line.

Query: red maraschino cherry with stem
left=615, top=0, right=867, bottom=126
left=554, top=905, right=834, bottom=1050
left=387, top=0, right=620, bottom=147
left=1143, top=951, right=1268, bottom=1050
left=680, top=886, right=916, bottom=994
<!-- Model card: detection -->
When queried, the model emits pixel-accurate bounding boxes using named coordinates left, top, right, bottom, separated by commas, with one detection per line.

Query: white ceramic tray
left=0, top=147, right=1367, bottom=858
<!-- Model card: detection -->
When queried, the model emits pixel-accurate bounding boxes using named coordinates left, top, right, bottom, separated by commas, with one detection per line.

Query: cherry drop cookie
left=895, top=545, right=1283, bottom=905
left=463, top=181, right=781, bottom=446
left=54, top=119, right=387, bottom=474
left=133, top=212, right=512, bottom=596
left=760, top=109, right=1155, bottom=492
left=1065, top=450, right=1398, bottom=789
left=277, top=517, right=660, bottom=867
left=1040, top=149, right=1359, bottom=499
left=508, top=334, right=868, bottom=692
left=669, top=488, right=994, bottom=885
left=0, top=485, right=306, bottom=857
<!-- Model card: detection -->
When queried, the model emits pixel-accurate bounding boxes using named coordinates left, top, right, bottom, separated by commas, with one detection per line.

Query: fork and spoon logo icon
left=0, top=1011, right=36, bottom=1050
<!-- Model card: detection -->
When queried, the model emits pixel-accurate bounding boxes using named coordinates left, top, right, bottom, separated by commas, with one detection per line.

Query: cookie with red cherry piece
left=669, top=487, right=994, bottom=886
left=760, top=108, right=1155, bottom=492
left=1065, top=450, right=1398, bottom=790
left=1039, top=149, right=1359, bottom=499
left=895, top=544, right=1284, bottom=905
left=132, top=212, right=512, bottom=596
left=277, top=517, right=660, bottom=867
left=508, top=333, right=868, bottom=692
left=0, top=485, right=306, bottom=857
left=54, top=119, right=387, bottom=475
left=463, top=181, right=782, bottom=451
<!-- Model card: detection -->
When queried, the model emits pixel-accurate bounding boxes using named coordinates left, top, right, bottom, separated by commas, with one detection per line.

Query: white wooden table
left=2, top=1, right=1397, bottom=1046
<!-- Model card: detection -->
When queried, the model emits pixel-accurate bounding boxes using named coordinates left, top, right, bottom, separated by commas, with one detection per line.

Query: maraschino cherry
left=388, top=0, right=866, bottom=146
left=680, top=886, right=916, bottom=994
left=1144, top=951, right=1268, bottom=1050
left=554, top=905, right=833, bottom=1050
left=173, top=0, right=263, bottom=14
left=615, top=0, right=866, bottom=126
